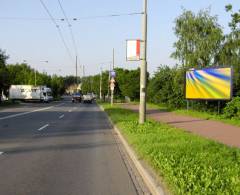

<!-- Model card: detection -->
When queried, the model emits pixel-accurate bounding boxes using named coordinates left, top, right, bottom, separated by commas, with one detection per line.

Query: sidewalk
left=121, top=104, right=240, bottom=148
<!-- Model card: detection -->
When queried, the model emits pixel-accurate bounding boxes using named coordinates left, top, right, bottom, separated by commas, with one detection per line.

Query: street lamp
left=23, top=60, right=48, bottom=86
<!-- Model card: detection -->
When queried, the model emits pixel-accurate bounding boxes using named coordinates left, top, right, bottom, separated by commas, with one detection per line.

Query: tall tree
left=218, top=5, right=240, bottom=95
left=0, top=49, right=9, bottom=102
left=172, top=9, right=223, bottom=68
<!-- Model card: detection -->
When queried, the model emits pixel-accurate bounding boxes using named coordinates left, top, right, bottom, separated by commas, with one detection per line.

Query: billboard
left=185, top=67, right=232, bottom=100
left=126, top=39, right=141, bottom=61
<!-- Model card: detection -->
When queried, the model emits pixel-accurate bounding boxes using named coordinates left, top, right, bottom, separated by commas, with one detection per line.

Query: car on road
left=83, top=93, right=93, bottom=103
left=72, top=92, right=82, bottom=103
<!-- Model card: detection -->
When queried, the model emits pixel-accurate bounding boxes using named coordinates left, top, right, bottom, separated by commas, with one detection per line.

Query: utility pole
left=100, top=67, right=102, bottom=100
left=139, top=0, right=147, bottom=124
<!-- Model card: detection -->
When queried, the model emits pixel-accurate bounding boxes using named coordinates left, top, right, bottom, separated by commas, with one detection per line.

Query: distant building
left=66, top=83, right=82, bottom=94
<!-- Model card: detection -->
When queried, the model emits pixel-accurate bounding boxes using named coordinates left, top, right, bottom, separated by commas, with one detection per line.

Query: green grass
left=101, top=103, right=240, bottom=195
left=174, top=109, right=240, bottom=127
left=145, top=101, right=240, bottom=127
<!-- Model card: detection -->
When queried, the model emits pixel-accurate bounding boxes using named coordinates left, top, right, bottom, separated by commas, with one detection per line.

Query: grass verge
left=144, top=102, right=240, bottom=127
left=174, top=109, right=240, bottom=127
left=101, top=103, right=240, bottom=195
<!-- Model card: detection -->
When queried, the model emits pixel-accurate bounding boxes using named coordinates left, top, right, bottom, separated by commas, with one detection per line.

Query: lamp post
left=23, top=60, right=48, bottom=86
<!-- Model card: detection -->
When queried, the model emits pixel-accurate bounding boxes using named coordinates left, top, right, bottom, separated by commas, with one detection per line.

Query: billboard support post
left=218, top=101, right=220, bottom=115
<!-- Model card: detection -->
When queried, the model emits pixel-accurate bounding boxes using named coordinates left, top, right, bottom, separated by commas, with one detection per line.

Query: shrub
left=223, top=97, right=240, bottom=118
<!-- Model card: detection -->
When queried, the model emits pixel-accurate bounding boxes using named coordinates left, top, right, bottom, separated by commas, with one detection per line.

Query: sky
left=0, top=0, right=239, bottom=76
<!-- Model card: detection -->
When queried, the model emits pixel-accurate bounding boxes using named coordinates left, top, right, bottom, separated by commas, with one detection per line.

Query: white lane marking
left=0, top=152, right=3, bottom=155
left=59, top=114, right=64, bottom=119
left=0, top=103, right=65, bottom=121
left=38, top=124, right=49, bottom=131
left=68, top=109, right=72, bottom=112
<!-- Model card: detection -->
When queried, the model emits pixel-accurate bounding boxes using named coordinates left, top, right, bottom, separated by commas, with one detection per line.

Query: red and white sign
left=126, top=39, right=141, bottom=61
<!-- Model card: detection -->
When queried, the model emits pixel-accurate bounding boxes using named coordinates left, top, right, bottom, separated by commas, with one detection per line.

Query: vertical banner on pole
left=126, top=40, right=141, bottom=61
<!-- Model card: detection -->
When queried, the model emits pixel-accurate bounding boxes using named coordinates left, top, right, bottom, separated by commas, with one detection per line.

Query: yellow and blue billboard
left=185, top=67, right=232, bottom=100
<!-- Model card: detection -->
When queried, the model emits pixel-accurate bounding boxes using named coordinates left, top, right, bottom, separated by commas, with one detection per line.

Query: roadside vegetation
left=101, top=103, right=240, bottom=194
left=80, top=5, right=240, bottom=122
left=0, top=49, right=82, bottom=102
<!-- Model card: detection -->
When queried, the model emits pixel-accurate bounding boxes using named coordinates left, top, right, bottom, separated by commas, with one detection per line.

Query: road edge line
left=99, top=105, right=165, bottom=195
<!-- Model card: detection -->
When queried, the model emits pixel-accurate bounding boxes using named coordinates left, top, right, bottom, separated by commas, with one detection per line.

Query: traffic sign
left=110, top=70, right=116, bottom=78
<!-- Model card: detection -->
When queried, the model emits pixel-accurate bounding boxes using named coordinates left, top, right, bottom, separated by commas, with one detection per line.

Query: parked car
left=72, top=92, right=82, bottom=103
left=83, top=93, right=93, bottom=103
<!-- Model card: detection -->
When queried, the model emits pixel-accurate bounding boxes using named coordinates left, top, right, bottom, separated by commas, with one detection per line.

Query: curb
left=99, top=105, right=165, bottom=195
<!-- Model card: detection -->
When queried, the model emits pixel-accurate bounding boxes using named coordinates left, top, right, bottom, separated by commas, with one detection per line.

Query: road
left=0, top=97, right=140, bottom=195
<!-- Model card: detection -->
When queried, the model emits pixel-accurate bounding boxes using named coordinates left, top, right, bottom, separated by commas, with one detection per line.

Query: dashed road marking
left=0, top=103, right=65, bottom=121
left=38, top=124, right=49, bottom=131
left=59, top=114, right=64, bottom=119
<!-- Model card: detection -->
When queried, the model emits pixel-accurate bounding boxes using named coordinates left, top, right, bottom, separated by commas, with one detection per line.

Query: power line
left=72, top=12, right=143, bottom=21
left=39, top=0, right=74, bottom=62
left=57, top=0, right=78, bottom=56
left=0, top=12, right=143, bottom=21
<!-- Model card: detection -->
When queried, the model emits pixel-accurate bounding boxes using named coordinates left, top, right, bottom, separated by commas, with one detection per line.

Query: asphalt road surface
left=0, top=97, right=139, bottom=195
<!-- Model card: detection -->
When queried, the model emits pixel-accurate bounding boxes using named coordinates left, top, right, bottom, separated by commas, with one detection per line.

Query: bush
left=223, top=97, right=240, bottom=119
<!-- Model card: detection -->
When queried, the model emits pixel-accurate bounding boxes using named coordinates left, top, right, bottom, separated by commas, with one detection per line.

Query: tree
left=171, top=9, right=223, bottom=68
left=217, top=5, right=240, bottom=95
left=147, top=66, right=185, bottom=108
left=114, top=68, right=141, bottom=101
left=51, top=75, right=65, bottom=98
left=0, top=49, right=9, bottom=102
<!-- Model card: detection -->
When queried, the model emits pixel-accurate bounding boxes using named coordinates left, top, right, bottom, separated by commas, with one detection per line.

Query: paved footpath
left=121, top=104, right=240, bottom=148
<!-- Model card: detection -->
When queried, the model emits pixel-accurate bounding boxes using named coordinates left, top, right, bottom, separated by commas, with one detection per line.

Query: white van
left=9, top=85, right=53, bottom=102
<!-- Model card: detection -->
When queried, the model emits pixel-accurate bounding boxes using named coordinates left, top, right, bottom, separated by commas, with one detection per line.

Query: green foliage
left=223, top=97, right=240, bottom=119
left=172, top=9, right=223, bottom=67
left=81, top=68, right=142, bottom=101
left=150, top=6, right=240, bottom=112
left=0, top=49, right=9, bottom=100
left=218, top=5, right=240, bottom=96
left=147, top=66, right=185, bottom=108
left=50, top=75, right=65, bottom=98
left=102, top=105, right=240, bottom=195
left=116, top=68, right=141, bottom=101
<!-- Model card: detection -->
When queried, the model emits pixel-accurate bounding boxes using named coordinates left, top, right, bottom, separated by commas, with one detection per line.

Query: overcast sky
left=0, top=0, right=239, bottom=76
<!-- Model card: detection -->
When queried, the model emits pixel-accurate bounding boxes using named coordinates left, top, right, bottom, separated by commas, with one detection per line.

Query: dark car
left=72, top=92, right=82, bottom=103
